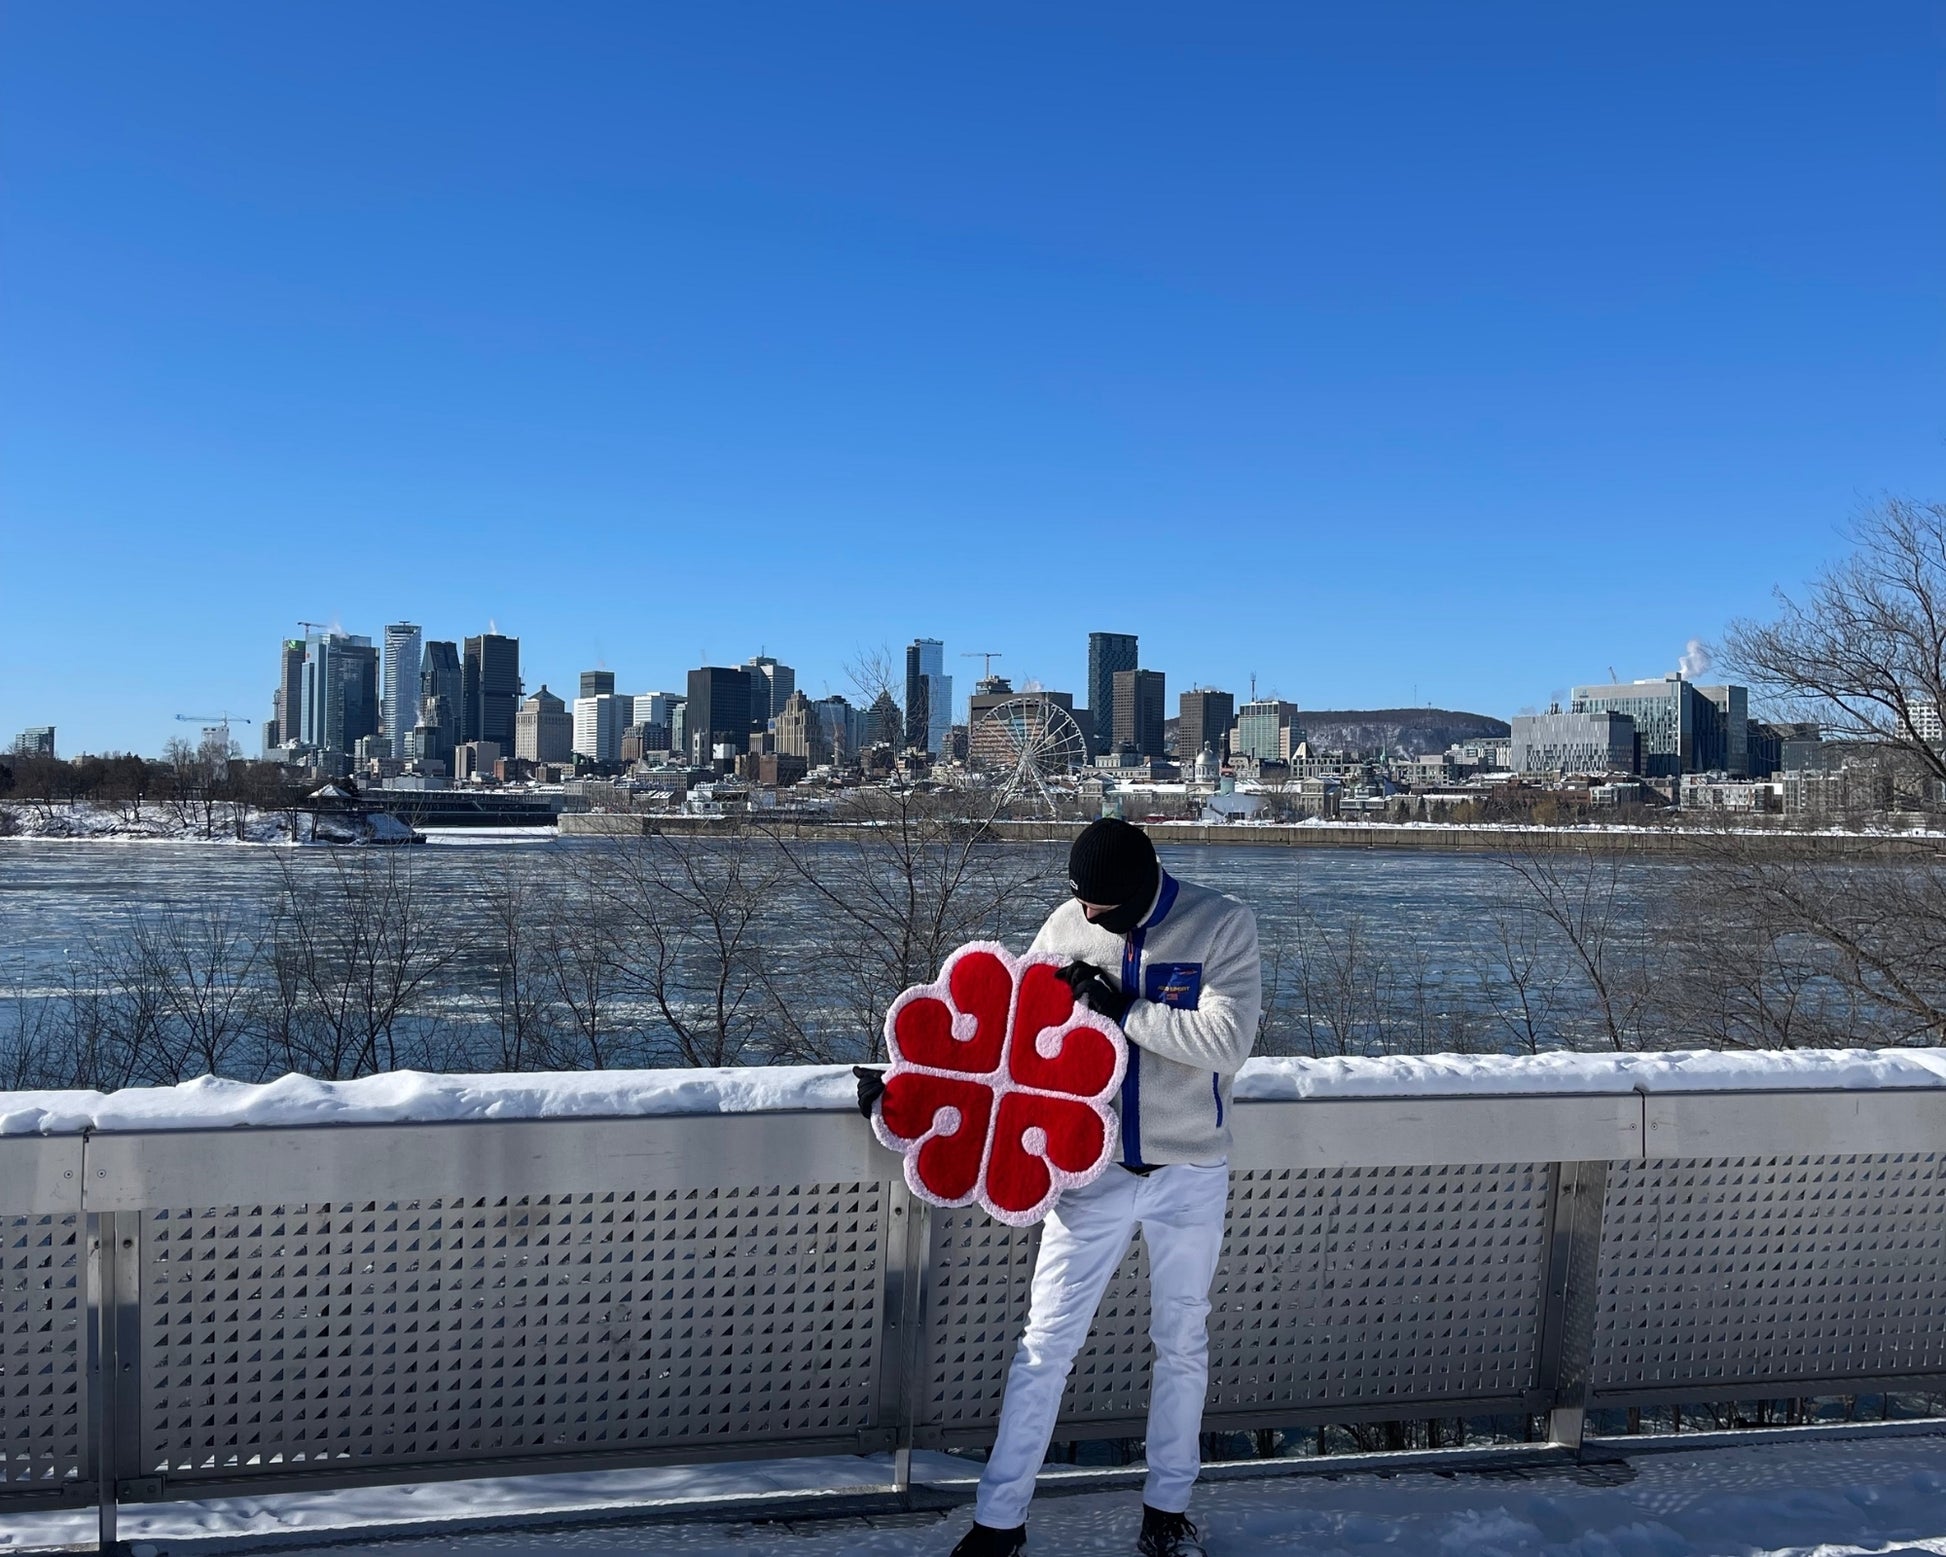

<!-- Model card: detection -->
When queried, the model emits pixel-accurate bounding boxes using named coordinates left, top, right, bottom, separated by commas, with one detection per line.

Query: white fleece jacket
left=1029, top=871, right=1261, bottom=1166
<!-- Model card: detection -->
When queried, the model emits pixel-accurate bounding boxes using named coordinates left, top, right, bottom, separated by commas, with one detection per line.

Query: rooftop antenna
left=1249, top=671, right=1257, bottom=701
left=962, top=650, right=1004, bottom=679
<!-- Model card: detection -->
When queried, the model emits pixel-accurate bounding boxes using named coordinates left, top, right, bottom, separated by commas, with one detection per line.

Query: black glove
left=1055, top=960, right=1135, bottom=1026
left=853, top=1065, right=886, bottom=1118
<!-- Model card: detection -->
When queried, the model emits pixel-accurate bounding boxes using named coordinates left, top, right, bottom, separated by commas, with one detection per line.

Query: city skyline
left=5, top=6, right=1942, bottom=756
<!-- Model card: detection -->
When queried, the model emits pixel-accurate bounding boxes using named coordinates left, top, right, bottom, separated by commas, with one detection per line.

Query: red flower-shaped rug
left=872, top=942, right=1128, bottom=1226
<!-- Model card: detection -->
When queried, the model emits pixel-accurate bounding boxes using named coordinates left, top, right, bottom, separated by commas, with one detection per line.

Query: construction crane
left=1608, top=666, right=1619, bottom=683
left=961, top=650, right=1004, bottom=680
left=297, top=620, right=329, bottom=637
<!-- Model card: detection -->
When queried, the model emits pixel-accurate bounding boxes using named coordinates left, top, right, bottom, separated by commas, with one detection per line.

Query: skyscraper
left=299, top=632, right=379, bottom=754
left=1234, top=699, right=1304, bottom=761
left=382, top=623, right=423, bottom=759
left=273, top=638, right=305, bottom=749
left=579, top=670, right=616, bottom=699
left=904, top=638, right=952, bottom=755
left=743, top=656, right=795, bottom=730
left=573, top=693, right=628, bottom=763
left=1178, top=689, right=1237, bottom=764
left=462, top=633, right=521, bottom=749
left=686, top=667, right=753, bottom=769
left=1087, top=632, right=1138, bottom=756
left=416, top=641, right=462, bottom=756
left=1112, top=668, right=1166, bottom=759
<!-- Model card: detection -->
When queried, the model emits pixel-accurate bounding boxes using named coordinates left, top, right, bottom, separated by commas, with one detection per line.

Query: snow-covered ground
left=0, top=801, right=416, bottom=845
left=3, top=1046, right=1942, bottom=1137
left=6, top=1432, right=1944, bottom=1556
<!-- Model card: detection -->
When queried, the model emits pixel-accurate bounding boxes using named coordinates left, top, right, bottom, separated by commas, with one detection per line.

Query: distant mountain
left=1298, top=708, right=1510, bottom=757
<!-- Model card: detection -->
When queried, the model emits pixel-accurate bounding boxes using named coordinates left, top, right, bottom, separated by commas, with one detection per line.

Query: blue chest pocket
left=1144, top=962, right=1203, bottom=1009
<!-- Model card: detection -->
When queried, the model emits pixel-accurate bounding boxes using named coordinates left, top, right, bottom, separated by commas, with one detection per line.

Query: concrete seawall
left=558, top=812, right=1943, bottom=859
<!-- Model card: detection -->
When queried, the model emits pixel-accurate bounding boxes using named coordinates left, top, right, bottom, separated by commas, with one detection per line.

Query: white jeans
left=974, top=1161, right=1231, bottom=1529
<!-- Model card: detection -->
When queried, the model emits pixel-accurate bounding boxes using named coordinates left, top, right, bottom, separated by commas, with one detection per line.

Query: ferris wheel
left=974, top=695, right=1091, bottom=814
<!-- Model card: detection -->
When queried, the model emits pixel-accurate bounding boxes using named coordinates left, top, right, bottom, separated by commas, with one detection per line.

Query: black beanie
left=1068, top=818, right=1159, bottom=909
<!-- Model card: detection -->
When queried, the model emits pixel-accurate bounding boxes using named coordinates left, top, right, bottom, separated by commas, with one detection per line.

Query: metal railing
left=3, top=1078, right=1944, bottom=1548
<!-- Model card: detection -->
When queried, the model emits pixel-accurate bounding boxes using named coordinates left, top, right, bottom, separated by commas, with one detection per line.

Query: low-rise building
left=1511, top=710, right=1636, bottom=775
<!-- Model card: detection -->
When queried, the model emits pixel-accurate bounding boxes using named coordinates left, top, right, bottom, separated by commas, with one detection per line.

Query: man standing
left=862, top=818, right=1260, bottom=1557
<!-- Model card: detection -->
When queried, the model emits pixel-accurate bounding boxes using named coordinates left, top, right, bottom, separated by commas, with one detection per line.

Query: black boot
left=1137, top=1504, right=1207, bottom=1557
left=950, top=1519, right=1027, bottom=1557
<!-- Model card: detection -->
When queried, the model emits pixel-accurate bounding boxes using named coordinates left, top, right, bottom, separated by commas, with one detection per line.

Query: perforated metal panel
left=1590, top=1154, right=1946, bottom=1397
left=918, top=1163, right=1553, bottom=1441
left=139, top=1183, right=886, bottom=1479
left=1209, top=1163, right=1553, bottom=1412
left=0, top=1213, right=85, bottom=1492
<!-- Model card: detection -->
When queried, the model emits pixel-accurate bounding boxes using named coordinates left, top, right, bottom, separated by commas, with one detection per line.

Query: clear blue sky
left=3, top=3, right=1941, bottom=756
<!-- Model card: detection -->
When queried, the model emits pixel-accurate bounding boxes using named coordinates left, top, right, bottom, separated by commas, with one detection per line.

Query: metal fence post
left=88, top=1209, right=121, bottom=1554
left=1535, top=1160, right=1609, bottom=1452
left=880, top=1175, right=935, bottom=1504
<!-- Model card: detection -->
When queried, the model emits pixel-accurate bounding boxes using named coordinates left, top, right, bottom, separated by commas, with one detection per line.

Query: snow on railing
left=5, top=1046, right=1945, bottom=1136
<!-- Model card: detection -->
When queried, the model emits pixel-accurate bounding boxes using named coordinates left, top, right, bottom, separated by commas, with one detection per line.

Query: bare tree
left=266, top=851, right=461, bottom=1077
left=1497, top=842, right=1650, bottom=1051
left=1726, top=497, right=1946, bottom=797
left=1477, top=905, right=1564, bottom=1055
left=759, top=783, right=1059, bottom=1061
left=557, top=829, right=799, bottom=1068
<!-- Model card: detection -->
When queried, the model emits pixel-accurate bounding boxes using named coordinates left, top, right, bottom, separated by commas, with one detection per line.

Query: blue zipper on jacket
left=1120, top=926, right=1144, bottom=1166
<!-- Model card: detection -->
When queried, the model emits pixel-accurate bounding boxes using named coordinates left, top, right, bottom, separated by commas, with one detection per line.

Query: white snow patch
left=2, top=1048, right=1943, bottom=1137
left=3, top=1434, right=1944, bottom=1556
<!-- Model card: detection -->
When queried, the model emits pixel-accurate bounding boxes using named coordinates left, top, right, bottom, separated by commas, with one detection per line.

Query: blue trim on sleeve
left=1119, top=925, right=1146, bottom=1166
left=1212, top=1071, right=1224, bottom=1129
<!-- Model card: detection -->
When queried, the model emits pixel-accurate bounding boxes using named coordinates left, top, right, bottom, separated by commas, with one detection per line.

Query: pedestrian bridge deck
left=2, top=1053, right=1943, bottom=1548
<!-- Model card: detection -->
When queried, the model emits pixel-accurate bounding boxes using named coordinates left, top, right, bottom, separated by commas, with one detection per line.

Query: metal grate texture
left=918, top=1162, right=1553, bottom=1440
left=139, top=1183, right=885, bottom=1479
left=1590, top=1154, right=1946, bottom=1397
left=0, top=1213, right=85, bottom=1493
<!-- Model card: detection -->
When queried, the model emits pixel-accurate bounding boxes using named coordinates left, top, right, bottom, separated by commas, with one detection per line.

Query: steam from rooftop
left=1679, top=638, right=1711, bottom=678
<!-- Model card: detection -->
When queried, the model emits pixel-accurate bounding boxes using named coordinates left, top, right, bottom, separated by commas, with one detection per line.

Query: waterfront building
left=299, top=631, right=379, bottom=755
left=904, top=638, right=952, bottom=755
left=743, top=656, right=795, bottom=730
left=10, top=726, right=55, bottom=758
left=382, top=623, right=423, bottom=759
left=462, top=634, right=522, bottom=749
left=572, top=693, right=629, bottom=763
left=579, top=670, right=616, bottom=699
left=516, top=686, right=573, bottom=764
left=1510, top=710, right=1637, bottom=774
left=1571, top=675, right=1749, bottom=778
left=1178, top=689, right=1236, bottom=765
left=686, top=666, right=753, bottom=769
left=1086, top=632, right=1138, bottom=756
left=1112, top=669, right=1166, bottom=758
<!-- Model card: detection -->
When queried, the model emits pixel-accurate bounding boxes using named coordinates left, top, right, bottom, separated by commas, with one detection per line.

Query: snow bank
left=4, top=1047, right=1944, bottom=1137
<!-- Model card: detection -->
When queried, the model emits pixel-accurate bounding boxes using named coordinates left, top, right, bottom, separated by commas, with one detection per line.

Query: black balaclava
left=1067, top=818, right=1160, bottom=936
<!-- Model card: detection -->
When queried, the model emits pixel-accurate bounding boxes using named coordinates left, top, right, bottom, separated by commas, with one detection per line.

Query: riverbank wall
left=557, top=812, right=1944, bottom=859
